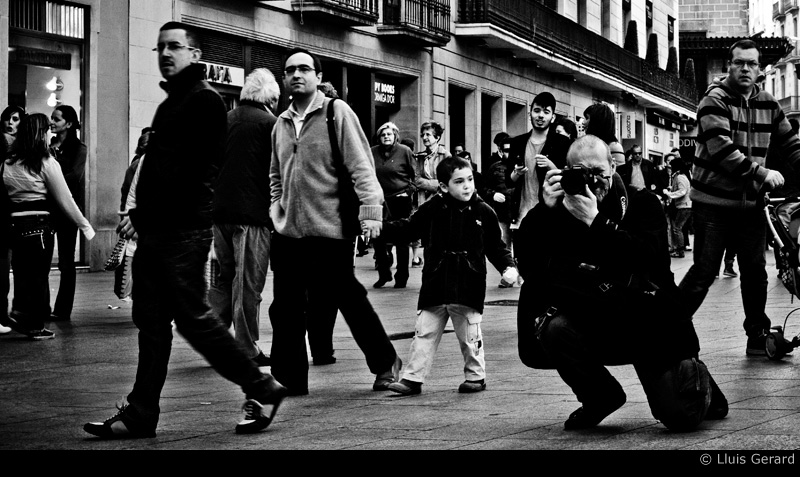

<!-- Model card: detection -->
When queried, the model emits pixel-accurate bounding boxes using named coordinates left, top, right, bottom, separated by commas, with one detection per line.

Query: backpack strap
left=326, top=98, right=342, bottom=167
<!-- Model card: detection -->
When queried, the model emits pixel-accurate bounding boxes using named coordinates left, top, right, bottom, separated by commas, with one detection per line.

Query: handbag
left=104, top=236, right=128, bottom=271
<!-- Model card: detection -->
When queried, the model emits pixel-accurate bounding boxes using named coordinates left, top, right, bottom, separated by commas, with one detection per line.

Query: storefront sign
left=10, top=46, right=72, bottom=70
left=200, top=62, right=244, bottom=87
left=619, top=112, right=636, bottom=139
left=374, top=79, right=400, bottom=108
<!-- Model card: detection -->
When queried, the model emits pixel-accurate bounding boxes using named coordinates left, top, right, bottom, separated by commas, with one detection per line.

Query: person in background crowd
left=2, top=106, right=24, bottom=150
left=209, top=68, right=280, bottom=369
left=555, top=116, right=578, bottom=140
left=411, top=121, right=451, bottom=269
left=0, top=105, right=24, bottom=335
left=3, top=113, right=95, bottom=340
left=583, top=103, right=625, bottom=166
left=84, top=21, right=287, bottom=439
left=617, top=144, right=657, bottom=193
left=484, top=133, right=514, bottom=251
left=48, top=105, right=87, bottom=322
left=371, top=122, right=417, bottom=289
left=454, top=144, right=472, bottom=161
left=664, top=157, right=691, bottom=258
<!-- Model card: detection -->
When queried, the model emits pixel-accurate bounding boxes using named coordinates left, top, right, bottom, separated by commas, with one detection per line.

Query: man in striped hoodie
left=679, top=39, right=800, bottom=356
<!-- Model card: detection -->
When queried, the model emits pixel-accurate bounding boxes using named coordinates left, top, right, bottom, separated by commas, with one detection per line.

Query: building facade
left=2, top=0, right=696, bottom=269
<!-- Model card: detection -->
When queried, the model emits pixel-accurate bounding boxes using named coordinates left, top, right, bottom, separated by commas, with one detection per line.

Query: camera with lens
left=560, top=165, right=595, bottom=195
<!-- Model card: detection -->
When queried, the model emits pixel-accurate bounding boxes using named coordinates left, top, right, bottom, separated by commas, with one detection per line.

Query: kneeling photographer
left=515, top=135, right=728, bottom=431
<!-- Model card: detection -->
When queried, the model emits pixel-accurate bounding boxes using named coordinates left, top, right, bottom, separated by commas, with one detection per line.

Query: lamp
left=46, top=76, right=64, bottom=92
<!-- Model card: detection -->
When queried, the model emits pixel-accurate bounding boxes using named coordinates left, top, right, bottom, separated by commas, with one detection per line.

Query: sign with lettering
left=619, top=112, right=636, bottom=139
left=10, top=46, right=72, bottom=70
left=374, top=79, right=400, bottom=108
left=200, top=62, right=244, bottom=87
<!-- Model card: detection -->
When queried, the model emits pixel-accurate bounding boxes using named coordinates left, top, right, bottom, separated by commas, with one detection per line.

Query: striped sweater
left=692, top=78, right=800, bottom=209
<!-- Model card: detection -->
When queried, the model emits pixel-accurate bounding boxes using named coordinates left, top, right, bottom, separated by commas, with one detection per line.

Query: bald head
left=567, top=135, right=612, bottom=167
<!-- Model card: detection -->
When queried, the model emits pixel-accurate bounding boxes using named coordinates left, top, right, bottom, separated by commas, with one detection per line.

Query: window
left=668, top=16, right=675, bottom=42
left=646, top=1, right=653, bottom=28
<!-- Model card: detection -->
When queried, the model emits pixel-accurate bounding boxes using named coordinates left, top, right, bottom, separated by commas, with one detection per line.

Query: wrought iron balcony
left=456, top=0, right=698, bottom=111
left=290, top=0, right=379, bottom=26
left=378, top=0, right=452, bottom=46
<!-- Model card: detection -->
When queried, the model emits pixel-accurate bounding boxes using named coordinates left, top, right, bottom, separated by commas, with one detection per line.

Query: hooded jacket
left=693, top=78, right=800, bottom=209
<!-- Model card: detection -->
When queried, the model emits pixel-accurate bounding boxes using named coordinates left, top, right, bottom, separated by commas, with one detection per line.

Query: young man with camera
left=515, top=135, right=727, bottom=431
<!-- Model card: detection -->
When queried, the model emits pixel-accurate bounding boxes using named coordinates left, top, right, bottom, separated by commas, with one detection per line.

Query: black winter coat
left=384, top=192, right=515, bottom=313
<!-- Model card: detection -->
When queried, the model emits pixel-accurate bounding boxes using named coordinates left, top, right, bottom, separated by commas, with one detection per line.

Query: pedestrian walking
left=269, top=48, right=401, bottom=396
left=83, top=22, right=287, bottom=439
left=208, top=68, right=280, bottom=368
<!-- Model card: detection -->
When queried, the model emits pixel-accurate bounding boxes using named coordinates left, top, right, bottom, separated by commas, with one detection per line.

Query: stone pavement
left=1, top=249, right=799, bottom=452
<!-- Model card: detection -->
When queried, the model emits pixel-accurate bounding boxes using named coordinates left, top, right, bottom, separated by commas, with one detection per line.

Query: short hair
left=556, top=116, right=578, bottom=139
left=240, top=68, right=280, bottom=105
left=399, top=138, right=415, bottom=151
left=420, top=121, right=444, bottom=139
left=532, top=92, right=556, bottom=111
left=629, top=144, right=642, bottom=153
left=729, top=39, right=760, bottom=61
left=493, top=132, right=510, bottom=147
left=318, top=81, right=339, bottom=99
left=567, top=135, right=612, bottom=166
left=376, top=121, right=400, bottom=144
left=141, top=127, right=153, bottom=135
left=159, top=21, right=202, bottom=49
left=285, top=47, right=322, bottom=73
left=436, top=155, right=472, bottom=185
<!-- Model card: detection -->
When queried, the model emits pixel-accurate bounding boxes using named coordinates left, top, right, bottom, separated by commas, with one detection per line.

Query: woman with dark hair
left=49, top=104, right=87, bottom=321
left=3, top=113, right=94, bottom=339
left=555, top=116, right=578, bottom=140
left=2, top=105, right=25, bottom=152
left=584, top=103, right=625, bottom=165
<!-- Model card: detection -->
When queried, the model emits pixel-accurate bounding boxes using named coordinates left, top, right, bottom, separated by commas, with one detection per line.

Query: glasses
left=731, top=59, right=760, bottom=69
left=284, top=65, right=316, bottom=75
left=153, top=42, right=197, bottom=53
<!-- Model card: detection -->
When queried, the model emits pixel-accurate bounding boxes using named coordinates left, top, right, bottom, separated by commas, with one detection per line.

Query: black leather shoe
left=564, top=394, right=626, bottom=430
left=84, top=404, right=156, bottom=439
left=236, top=380, right=289, bottom=434
left=253, top=352, right=271, bottom=367
left=393, top=281, right=407, bottom=289
left=373, top=278, right=392, bottom=288
left=313, top=355, right=337, bottom=366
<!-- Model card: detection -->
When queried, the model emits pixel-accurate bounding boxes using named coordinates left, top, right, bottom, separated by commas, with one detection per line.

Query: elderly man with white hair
left=209, top=68, right=281, bottom=367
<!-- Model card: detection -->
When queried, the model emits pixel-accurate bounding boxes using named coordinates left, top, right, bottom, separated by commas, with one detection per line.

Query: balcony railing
left=457, top=0, right=697, bottom=110
left=784, top=0, right=797, bottom=13
left=779, top=95, right=800, bottom=112
left=379, top=0, right=452, bottom=45
left=290, top=0, right=380, bottom=26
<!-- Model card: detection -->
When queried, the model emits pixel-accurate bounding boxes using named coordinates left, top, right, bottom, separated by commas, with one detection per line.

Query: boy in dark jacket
left=384, top=156, right=518, bottom=396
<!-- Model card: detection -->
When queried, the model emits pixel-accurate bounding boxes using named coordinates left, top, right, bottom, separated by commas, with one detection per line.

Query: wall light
left=46, top=76, right=64, bottom=92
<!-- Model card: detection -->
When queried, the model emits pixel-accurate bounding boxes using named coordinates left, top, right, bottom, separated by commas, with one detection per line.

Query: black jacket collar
left=159, top=63, right=206, bottom=95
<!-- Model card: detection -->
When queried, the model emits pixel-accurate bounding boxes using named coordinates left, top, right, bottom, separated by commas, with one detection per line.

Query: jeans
left=53, top=217, right=78, bottom=319
left=126, top=229, right=274, bottom=429
left=669, top=208, right=691, bottom=252
left=208, top=223, right=271, bottom=359
left=9, top=215, right=55, bottom=330
left=678, top=202, right=770, bottom=337
left=269, top=233, right=397, bottom=391
left=402, top=304, right=485, bottom=384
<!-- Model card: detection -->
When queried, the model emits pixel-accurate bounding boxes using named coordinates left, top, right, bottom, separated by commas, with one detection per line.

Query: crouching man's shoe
left=458, top=379, right=486, bottom=393
left=84, top=404, right=156, bottom=439
left=564, top=393, right=626, bottom=430
left=236, top=378, right=289, bottom=434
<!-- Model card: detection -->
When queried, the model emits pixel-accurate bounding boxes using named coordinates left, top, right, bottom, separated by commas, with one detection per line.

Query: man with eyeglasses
left=84, top=21, right=288, bottom=440
left=268, top=48, right=401, bottom=396
left=679, top=38, right=800, bottom=356
left=515, top=135, right=728, bottom=431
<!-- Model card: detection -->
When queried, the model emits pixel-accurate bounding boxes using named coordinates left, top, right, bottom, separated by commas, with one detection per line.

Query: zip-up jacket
left=693, top=78, right=800, bottom=209
left=270, top=92, right=383, bottom=239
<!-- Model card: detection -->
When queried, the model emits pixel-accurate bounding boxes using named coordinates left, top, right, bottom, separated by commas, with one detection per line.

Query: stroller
left=764, top=193, right=800, bottom=360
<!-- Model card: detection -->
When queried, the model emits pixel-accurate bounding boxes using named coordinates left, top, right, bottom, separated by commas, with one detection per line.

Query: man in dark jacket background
left=209, top=68, right=280, bottom=368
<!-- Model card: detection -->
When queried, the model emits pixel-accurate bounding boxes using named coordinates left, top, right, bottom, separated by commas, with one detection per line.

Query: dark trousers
left=127, top=229, right=274, bottom=429
left=678, top=202, right=770, bottom=337
left=0, top=246, right=10, bottom=325
left=9, top=215, right=55, bottom=330
left=269, top=233, right=397, bottom=391
left=53, top=218, right=78, bottom=318
left=373, top=195, right=412, bottom=284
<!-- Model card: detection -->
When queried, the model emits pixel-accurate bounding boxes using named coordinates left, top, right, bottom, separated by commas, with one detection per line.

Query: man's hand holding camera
left=543, top=168, right=599, bottom=227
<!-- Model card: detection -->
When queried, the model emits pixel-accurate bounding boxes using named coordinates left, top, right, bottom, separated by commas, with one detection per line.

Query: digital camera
left=560, top=165, right=599, bottom=195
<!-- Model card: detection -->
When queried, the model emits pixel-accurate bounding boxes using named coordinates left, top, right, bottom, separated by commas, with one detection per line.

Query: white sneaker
left=0, top=324, right=11, bottom=334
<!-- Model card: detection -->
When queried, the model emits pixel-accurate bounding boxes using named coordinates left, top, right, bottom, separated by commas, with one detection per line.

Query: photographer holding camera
left=515, top=135, right=728, bottom=431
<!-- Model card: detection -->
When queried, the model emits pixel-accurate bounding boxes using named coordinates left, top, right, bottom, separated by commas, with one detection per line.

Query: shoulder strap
left=326, top=98, right=342, bottom=167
